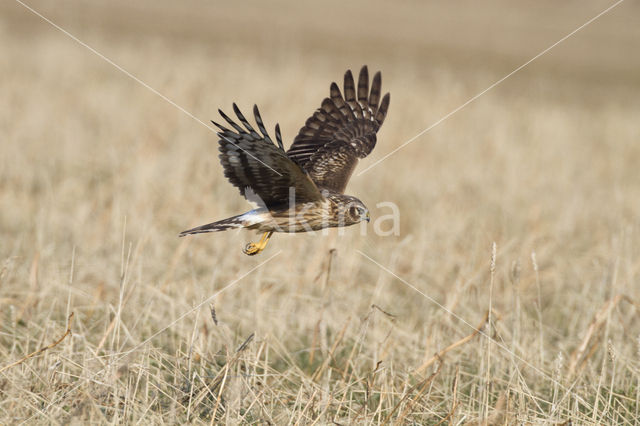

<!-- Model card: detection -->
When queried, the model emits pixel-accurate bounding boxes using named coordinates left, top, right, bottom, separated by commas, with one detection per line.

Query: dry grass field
left=2, top=0, right=640, bottom=423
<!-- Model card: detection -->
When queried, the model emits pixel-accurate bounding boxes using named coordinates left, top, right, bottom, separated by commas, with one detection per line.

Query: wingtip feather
left=357, top=66, right=369, bottom=103
left=375, top=93, right=391, bottom=124
left=343, top=70, right=356, bottom=102
left=369, top=72, right=382, bottom=110
left=275, top=123, right=284, bottom=150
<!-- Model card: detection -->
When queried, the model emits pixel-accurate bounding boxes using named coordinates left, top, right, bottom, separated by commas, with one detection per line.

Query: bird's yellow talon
left=242, top=231, right=273, bottom=256
left=243, top=242, right=261, bottom=256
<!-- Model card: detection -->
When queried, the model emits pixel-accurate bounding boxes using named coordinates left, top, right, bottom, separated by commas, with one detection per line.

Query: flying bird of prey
left=180, top=66, right=390, bottom=255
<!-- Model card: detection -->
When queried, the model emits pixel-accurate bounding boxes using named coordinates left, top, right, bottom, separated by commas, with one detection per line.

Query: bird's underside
left=180, top=193, right=367, bottom=233
left=179, top=65, right=389, bottom=255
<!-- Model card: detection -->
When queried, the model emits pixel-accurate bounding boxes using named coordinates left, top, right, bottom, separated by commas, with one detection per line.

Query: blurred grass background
left=1, top=0, right=640, bottom=423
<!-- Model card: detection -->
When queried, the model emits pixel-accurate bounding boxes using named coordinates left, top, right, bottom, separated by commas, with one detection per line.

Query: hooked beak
left=365, top=211, right=370, bottom=222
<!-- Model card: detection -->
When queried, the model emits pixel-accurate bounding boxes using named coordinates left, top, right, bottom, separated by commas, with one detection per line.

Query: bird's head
left=345, top=198, right=370, bottom=225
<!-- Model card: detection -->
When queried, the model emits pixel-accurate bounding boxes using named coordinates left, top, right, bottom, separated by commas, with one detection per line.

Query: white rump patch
left=240, top=210, right=262, bottom=225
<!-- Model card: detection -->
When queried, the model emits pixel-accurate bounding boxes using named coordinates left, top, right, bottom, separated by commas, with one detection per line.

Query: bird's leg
left=243, top=231, right=273, bottom=256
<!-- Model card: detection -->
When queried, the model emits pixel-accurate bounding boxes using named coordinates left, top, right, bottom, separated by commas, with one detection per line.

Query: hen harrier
left=180, top=66, right=390, bottom=255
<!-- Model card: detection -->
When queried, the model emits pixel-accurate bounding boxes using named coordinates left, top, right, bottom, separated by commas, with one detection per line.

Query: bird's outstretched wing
left=214, top=104, right=323, bottom=208
left=286, top=66, right=390, bottom=193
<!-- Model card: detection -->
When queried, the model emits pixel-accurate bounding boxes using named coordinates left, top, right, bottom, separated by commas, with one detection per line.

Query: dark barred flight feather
left=212, top=105, right=322, bottom=208
left=287, top=65, right=390, bottom=193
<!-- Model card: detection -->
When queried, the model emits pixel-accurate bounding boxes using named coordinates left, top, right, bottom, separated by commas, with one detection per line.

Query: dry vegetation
left=2, top=0, right=640, bottom=423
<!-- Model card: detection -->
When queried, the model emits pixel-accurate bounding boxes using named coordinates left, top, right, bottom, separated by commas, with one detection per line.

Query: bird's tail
left=179, top=213, right=247, bottom=237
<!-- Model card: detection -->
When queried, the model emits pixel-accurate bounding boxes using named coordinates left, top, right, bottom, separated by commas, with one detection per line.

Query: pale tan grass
left=1, top=0, right=640, bottom=423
